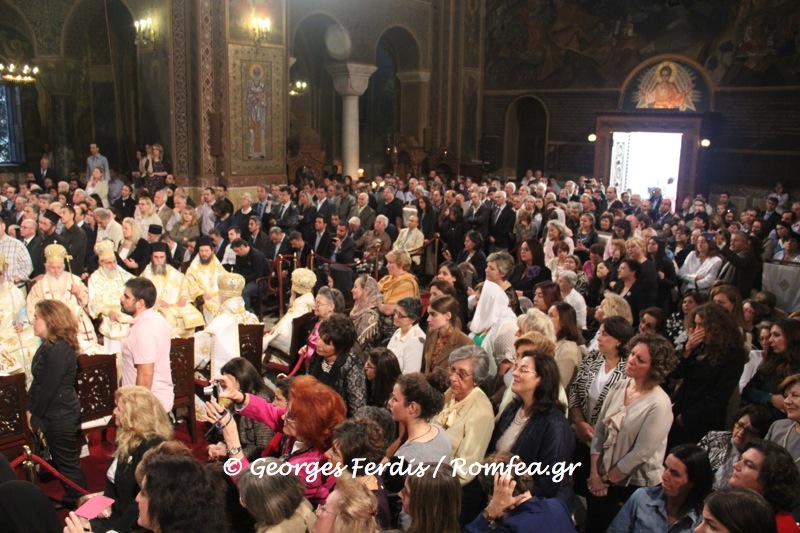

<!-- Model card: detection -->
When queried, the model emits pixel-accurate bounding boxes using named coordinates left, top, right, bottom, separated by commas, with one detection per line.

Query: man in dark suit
left=330, top=223, right=356, bottom=264
left=267, top=186, right=299, bottom=234
left=33, top=157, right=58, bottom=188
left=311, top=215, right=333, bottom=260
left=231, top=238, right=268, bottom=313
left=75, top=205, right=97, bottom=275
left=246, top=216, right=270, bottom=257
left=763, top=196, right=782, bottom=228
left=209, top=228, right=228, bottom=263
left=718, top=230, right=761, bottom=299
left=336, top=185, right=354, bottom=221
left=349, top=192, right=377, bottom=231
left=488, top=191, right=516, bottom=252
left=288, top=231, right=312, bottom=269
left=264, top=227, right=292, bottom=267
left=162, top=233, right=188, bottom=269
left=465, top=190, right=491, bottom=242
left=19, top=218, right=45, bottom=278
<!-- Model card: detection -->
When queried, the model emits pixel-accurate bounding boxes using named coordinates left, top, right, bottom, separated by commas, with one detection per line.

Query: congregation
left=2, top=147, right=800, bottom=533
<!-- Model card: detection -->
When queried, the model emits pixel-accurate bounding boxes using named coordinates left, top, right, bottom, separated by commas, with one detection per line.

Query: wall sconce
left=134, top=18, right=155, bottom=46
left=700, top=138, right=711, bottom=148
left=358, top=168, right=364, bottom=178
left=289, top=80, right=307, bottom=96
left=587, top=133, right=597, bottom=142
left=252, top=17, right=271, bottom=44
left=0, top=63, right=39, bottom=83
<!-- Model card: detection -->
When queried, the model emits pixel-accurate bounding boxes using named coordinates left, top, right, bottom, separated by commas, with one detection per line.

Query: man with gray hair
left=348, top=216, right=364, bottom=241
left=265, top=226, right=291, bottom=265
left=556, top=270, right=587, bottom=329
left=489, top=190, right=515, bottom=252
left=355, top=213, right=391, bottom=259
left=234, top=192, right=255, bottom=236
left=349, top=192, right=376, bottom=230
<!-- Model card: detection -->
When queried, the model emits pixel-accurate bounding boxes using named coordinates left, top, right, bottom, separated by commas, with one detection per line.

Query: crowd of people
left=1, top=154, right=800, bottom=532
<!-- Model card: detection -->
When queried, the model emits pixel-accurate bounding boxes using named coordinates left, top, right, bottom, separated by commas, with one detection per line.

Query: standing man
left=488, top=191, right=516, bottom=252
left=196, top=187, right=217, bottom=235
left=59, top=205, right=87, bottom=276
left=86, top=142, right=110, bottom=183
left=120, top=277, right=174, bottom=412
left=268, top=186, right=299, bottom=234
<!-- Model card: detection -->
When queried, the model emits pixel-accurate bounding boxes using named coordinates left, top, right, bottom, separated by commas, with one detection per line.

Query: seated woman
left=743, top=319, right=800, bottom=421
left=378, top=250, right=419, bottom=316
left=169, top=206, right=200, bottom=247
left=84, top=386, right=173, bottom=533
left=117, top=217, right=150, bottom=275
left=262, top=268, right=316, bottom=355
left=485, top=251, right=520, bottom=315
left=436, top=261, right=470, bottom=330
left=423, top=295, right=474, bottom=374
left=364, top=347, right=402, bottom=407
left=456, top=230, right=487, bottom=282
left=350, top=274, right=383, bottom=353
left=532, top=281, right=563, bottom=314
left=508, top=237, right=551, bottom=300
left=237, top=460, right=316, bottom=532
left=727, top=440, right=800, bottom=533
left=678, top=234, right=722, bottom=295
left=695, top=487, right=778, bottom=533
left=609, top=444, right=713, bottom=532
left=431, top=345, right=495, bottom=524
left=465, top=452, right=575, bottom=533
left=699, top=404, right=772, bottom=489
left=766, top=374, right=800, bottom=465
left=586, top=292, right=633, bottom=351
left=315, top=474, right=382, bottom=533
left=307, top=313, right=367, bottom=416
left=548, top=301, right=584, bottom=390
left=325, top=417, right=392, bottom=529
left=212, top=375, right=347, bottom=505
left=132, top=441, right=226, bottom=532
left=400, top=463, right=461, bottom=533
left=613, top=259, right=648, bottom=322
left=491, top=351, right=575, bottom=509
left=387, top=297, right=426, bottom=374
left=296, top=287, right=345, bottom=370
left=206, top=358, right=275, bottom=463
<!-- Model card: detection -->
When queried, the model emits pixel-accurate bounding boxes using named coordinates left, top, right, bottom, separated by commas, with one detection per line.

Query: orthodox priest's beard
left=151, top=264, right=167, bottom=276
left=199, top=255, right=212, bottom=266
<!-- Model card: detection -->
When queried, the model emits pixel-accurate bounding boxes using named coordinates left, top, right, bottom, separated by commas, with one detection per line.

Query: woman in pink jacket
left=209, top=374, right=346, bottom=505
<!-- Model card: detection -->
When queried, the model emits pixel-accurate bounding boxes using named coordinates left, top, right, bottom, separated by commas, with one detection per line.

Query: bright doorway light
left=610, top=132, right=682, bottom=206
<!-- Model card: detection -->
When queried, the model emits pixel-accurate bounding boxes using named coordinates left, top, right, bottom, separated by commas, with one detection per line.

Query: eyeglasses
left=513, top=366, right=536, bottom=375
left=315, top=504, right=335, bottom=516
left=733, top=421, right=754, bottom=433
left=393, top=311, right=410, bottom=319
left=314, top=301, right=331, bottom=308
left=449, top=367, right=472, bottom=380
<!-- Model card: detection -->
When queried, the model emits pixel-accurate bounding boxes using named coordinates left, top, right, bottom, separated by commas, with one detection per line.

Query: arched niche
left=503, top=96, right=548, bottom=177
left=620, top=55, right=715, bottom=112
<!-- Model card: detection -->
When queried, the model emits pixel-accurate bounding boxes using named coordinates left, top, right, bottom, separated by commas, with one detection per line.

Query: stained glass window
left=0, top=84, right=25, bottom=165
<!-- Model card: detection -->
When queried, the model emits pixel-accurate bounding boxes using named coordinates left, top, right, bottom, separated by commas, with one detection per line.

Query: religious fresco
left=463, top=0, right=481, bottom=68
left=623, top=60, right=709, bottom=112
left=228, top=44, right=285, bottom=176
left=484, top=0, right=800, bottom=90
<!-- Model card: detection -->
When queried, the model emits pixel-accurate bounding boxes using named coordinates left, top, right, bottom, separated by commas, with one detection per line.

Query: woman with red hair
left=209, top=375, right=346, bottom=505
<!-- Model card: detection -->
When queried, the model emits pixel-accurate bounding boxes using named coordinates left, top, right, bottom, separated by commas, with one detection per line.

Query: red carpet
left=8, top=420, right=211, bottom=521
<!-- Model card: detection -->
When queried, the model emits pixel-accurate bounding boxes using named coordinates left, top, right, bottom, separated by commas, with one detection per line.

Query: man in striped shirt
left=0, top=218, right=32, bottom=285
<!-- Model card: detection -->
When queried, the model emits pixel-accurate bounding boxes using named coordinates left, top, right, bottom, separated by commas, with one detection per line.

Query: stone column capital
left=396, top=70, right=431, bottom=83
left=326, top=62, right=377, bottom=97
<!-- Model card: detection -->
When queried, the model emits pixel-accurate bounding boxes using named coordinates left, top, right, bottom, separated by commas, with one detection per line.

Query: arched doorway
left=503, top=96, right=548, bottom=178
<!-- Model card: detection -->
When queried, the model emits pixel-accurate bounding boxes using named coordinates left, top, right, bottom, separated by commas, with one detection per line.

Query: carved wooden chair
left=0, top=373, right=32, bottom=461
left=76, top=353, right=118, bottom=442
left=264, top=311, right=315, bottom=377
left=239, top=324, right=265, bottom=375
left=170, top=337, right=197, bottom=443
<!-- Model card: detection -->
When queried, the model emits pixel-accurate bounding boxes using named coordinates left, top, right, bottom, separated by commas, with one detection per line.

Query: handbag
left=32, top=429, right=52, bottom=462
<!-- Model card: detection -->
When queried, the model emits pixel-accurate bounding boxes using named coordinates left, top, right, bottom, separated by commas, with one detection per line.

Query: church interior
left=0, top=0, right=797, bottom=204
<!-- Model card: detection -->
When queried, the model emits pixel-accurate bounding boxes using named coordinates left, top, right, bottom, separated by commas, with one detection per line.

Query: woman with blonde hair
left=134, top=195, right=162, bottom=236
left=86, top=166, right=109, bottom=207
left=118, top=217, right=150, bottom=274
left=586, top=291, right=634, bottom=351
left=314, top=474, right=381, bottom=533
left=169, top=205, right=200, bottom=246
left=516, top=307, right=557, bottom=342
left=88, top=386, right=173, bottom=533
left=378, top=250, right=419, bottom=316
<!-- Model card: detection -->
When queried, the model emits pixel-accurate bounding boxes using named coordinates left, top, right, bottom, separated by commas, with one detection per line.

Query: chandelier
left=252, top=17, right=271, bottom=44
left=134, top=18, right=155, bottom=46
left=0, top=63, right=39, bottom=83
left=289, top=80, right=308, bottom=96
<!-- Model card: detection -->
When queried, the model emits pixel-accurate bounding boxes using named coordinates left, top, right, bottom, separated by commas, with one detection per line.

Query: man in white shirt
left=94, top=208, right=123, bottom=249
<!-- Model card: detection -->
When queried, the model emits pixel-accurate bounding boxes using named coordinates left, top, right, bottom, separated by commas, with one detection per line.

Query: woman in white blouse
left=678, top=234, right=722, bottom=295
left=85, top=167, right=109, bottom=207
left=135, top=196, right=163, bottom=237
left=386, top=297, right=426, bottom=374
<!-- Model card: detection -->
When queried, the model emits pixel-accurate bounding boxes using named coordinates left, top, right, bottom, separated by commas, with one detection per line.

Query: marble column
left=327, top=63, right=376, bottom=180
